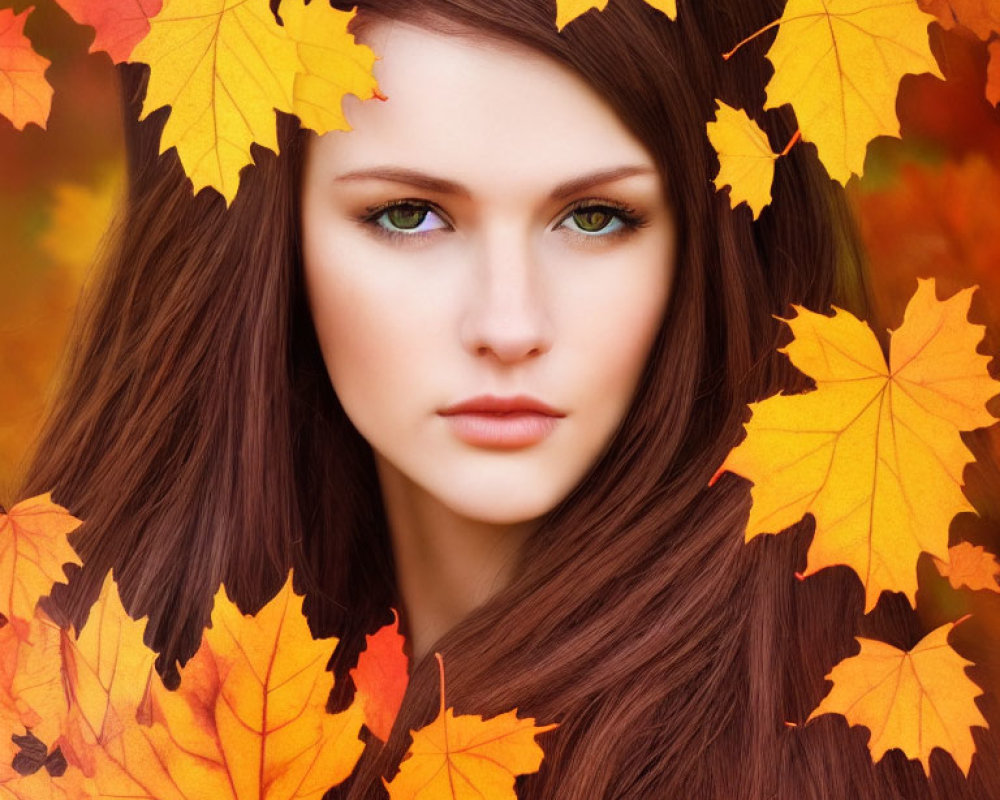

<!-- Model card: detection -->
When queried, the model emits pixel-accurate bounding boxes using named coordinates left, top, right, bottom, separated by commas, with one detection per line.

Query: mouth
left=437, top=395, right=565, bottom=449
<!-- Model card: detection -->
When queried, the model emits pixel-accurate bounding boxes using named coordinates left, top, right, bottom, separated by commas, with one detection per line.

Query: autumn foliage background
left=3, top=0, right=1000, bottom=787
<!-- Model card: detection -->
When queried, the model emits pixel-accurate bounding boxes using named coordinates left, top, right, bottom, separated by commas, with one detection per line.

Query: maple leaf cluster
left=0, top=495, right=556, bottom=799
left=0, top=0, right=379, bottom=204
left=713, top=279, right=1000, bottom=776
left=707, top=0, right=1000, bottom=220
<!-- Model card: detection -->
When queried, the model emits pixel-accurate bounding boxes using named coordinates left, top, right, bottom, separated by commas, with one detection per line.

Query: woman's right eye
left=366, top=202, right=450, bottom=236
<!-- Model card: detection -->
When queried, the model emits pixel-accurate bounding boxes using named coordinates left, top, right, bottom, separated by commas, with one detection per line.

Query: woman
left=20, top=0, right=999, bottom=796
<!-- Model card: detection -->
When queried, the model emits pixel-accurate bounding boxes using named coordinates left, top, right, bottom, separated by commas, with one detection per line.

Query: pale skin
left=301, top=22, right=676, bottom=659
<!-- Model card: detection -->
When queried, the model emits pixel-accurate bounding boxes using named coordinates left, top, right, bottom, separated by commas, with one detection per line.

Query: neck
left=375, top=456, right=536, bottom=661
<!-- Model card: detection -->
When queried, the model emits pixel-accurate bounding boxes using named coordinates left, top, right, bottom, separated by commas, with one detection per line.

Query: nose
left=459, top=229, right=554, bottom=364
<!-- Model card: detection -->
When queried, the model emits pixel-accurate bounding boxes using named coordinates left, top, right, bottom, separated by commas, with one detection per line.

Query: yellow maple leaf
left=936, top=542, right=1000, bottom=592
left=279, top=0, right=379, bottom=135
left=0, top=7, right=53, bottom=131
left=129, top=0, right=303, bottom=205
left=808, top=622, right=988, bottom=775
left=555, top=0, right=676, bottom=31
left=146, top=571, right=365, bottom=799
left=717, top=279, right=999, bottom=611
left=0, top=494, right=82, bottom=637
left=384, top=653, right=557, bottom=800
left=706, top=101, right=778, bottom=219
left=761, top=0, right=942, bottom=184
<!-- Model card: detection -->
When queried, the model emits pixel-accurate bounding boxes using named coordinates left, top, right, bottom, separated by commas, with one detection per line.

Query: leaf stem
left=722, top=16, right=782, bottom=60
left=435, top=652, right=446, bottom=717
left=780, top=129, right=802, bottom=157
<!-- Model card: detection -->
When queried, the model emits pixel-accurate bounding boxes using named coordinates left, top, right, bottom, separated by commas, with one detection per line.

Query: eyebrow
left=332, top=165, right=657, bottom=200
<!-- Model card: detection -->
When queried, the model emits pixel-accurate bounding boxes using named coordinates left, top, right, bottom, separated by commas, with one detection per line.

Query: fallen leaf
left=349, top=609, right=409, bottom=742
left=279, top=0, right=379, bottom=135
left=555, top=0, right=676, bottom=31
left=129, top=0, right=303, bottom=204
left=988, top=39, right=1000, bottom=106
left=0, top=7, right=53, bottom=131
left=761, top=0, right=942, bottom=184
left=706, top=101, right=778, bottom=219
left=808, top=622, right=988, bottom=775
left=717, top=279, right=999, bottom=611
left=936, top=542, right=1000, bottom=592
left=918, top=0, right=1000, bottom=40
left=52, top=0, right=162, bottom=63
left=384, top=653, right=557, bottom=800
left=146, top=571, right=365, bottom=799
left=0, top=494, right=82, bottom=637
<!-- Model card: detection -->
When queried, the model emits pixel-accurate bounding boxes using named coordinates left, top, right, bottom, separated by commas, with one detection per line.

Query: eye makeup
left=356, top=195, right=650, bottom=244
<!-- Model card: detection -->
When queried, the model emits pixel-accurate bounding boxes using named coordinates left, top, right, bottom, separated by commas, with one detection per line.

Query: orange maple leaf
left=717, top=279, right=999, bottom=611
left=0, top=608, right=88, bottom=799
left=0, top=493, right=82, bottom=637
left=384, top=653, right=557, bottom=800
left=988, top=40, right=1000, bottom=106
left=808, top=622, right=989, bottom=775
left=918, top=0, right=1000, bottom=40
left=936, top=542, right=1000, bottom=592
left=52, top=0, right=162, bottom=63
left=2, top=608, right=66, bottom=747
left=56, top=571, right=181, bottom=798
left=0, top=7, right=53, bottom=131
left=350, top=608, right=409, bottom=742
left=145, top=571, right=366, bottom=799
left=0, top=743, right=88, bottom=800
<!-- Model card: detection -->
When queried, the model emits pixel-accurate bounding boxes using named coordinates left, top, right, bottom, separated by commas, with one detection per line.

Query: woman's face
left=301, top=22, right=675, bottom=525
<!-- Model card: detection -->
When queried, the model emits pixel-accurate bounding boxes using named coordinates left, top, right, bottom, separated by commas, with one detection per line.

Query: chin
left=441, top=486, right=563, bottom=526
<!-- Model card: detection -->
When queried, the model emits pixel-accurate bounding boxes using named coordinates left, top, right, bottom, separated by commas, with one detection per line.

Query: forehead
left=306, top=21, right=657, bottom=194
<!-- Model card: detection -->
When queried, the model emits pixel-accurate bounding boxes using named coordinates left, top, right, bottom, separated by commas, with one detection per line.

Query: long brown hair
left=21, top=0, right=1000, bottom=796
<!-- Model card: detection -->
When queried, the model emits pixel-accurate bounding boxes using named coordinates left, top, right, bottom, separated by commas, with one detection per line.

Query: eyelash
left=358, top=198, right=648, bottom=242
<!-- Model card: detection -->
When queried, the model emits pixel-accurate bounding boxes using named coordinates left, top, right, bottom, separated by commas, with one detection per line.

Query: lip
left=438, top=394, right=566, bottom=417
left=437, top=395, right=565, bottom=449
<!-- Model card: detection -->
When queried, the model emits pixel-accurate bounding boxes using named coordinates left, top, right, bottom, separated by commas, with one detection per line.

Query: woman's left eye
left=557, top=203, right=637, bottom=236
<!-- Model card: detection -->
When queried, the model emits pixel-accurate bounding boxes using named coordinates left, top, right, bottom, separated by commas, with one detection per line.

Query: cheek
left=304, top=239, right=397, bottom=408
left=568, top=244, right=672, bottom=411
left=302, top=241, right=449, bottom=432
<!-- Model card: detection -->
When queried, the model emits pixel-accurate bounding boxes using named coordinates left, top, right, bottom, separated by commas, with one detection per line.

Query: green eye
left=386, top=204, right=429, bottom=230
left=572, top=209, right=614, bottom=233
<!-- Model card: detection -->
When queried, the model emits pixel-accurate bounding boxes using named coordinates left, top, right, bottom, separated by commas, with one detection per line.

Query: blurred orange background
left=1, top=0, right=123, bottom=503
